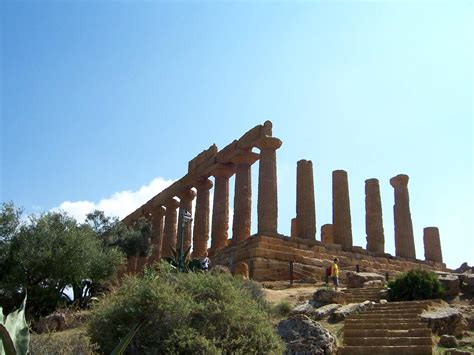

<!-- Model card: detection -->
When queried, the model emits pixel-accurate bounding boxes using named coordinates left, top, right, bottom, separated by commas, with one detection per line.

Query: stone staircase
left=343, top=287, right=383, bottom=303
left=338, top=300, right=433, bottom=355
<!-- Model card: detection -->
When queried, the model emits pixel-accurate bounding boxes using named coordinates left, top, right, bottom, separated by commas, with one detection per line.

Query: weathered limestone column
left=291, top=218, right=298, bottom=239
left=365, top=178, right=385, bottom=253
left=255, top=133, right=282, bottom=236
left=321, top=224, right=334, bottom=244
left=390, top=174, right=416, bottom=259
left=332, top=170, right=353, bottom=251
left=149, top=206, right=166, bottom=263
left=231, top=151, right=259, bottom=243
left=210, top=164, right=235, bottom=251
left=423, top=227, right=443, bottom=263
left=296, top=159, right=316, bottom=240
left=162, top=197, right=179, bottom=258
left=192, top=178, right=213, bottom=258
left=178, top=188, right=196, bottom=252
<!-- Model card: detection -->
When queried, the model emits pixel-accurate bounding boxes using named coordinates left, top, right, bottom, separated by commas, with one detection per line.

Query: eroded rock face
left=330, top=301, right=374, bottom=322
left=291, top=300, right=322, bottom=316
left=454, top=262, right=474, bottom=274
left=277, top=314, right=337, bottom=355
left=438, top=274, right=461, bottom=296
left=313, top=304, right=341, bottom=320
left=421, top=307, right=467, bottom=336
left=346, top=272, right=385, bottom=288
left=313, top=289, right=345, bottom=304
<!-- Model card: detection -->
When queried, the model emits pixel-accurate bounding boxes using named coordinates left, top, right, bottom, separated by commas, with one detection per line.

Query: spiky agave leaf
left=1, top=295, right=29, bottom=355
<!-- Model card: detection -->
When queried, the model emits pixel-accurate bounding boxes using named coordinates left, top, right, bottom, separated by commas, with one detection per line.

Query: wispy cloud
left=52, top=177, right=174, bottom=222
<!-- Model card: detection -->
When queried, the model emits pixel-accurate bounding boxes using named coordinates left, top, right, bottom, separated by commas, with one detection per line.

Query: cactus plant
left=0, top=296, right=29, bottom=355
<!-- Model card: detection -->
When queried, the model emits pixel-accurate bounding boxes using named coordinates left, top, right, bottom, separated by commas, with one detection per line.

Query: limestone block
left=346, top=272, right=385, bottom=288
left=313, top=304, right=341, bottom=320
left=438, top=274, right=461, bottom=296
left=233, top=261, right=249, bottom=279
left=313, top=289, right=346, bottom=304
left=330, top=301, right=375, bottom=322
left=422, top=307, right=467, bottom=336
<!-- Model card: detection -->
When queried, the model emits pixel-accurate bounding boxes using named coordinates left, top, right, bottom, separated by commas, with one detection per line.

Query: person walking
left=330, top=258, right=340, bottom=291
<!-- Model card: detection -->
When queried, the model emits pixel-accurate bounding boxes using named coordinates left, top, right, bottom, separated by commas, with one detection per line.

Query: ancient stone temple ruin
left=123, top=121, right=447, bottom=280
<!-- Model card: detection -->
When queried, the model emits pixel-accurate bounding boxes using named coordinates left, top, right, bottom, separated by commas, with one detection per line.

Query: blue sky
left=1, top=0, right=472, bottom=269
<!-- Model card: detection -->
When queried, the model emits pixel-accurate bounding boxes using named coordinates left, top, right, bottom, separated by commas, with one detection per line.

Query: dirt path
left=263, top=285, right=317, bottom=306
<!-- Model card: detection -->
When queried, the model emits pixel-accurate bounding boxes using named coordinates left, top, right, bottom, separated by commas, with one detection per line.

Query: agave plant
left=0, top=296, right=29, bottom=355
left=165, top=246, right=205, bottom=273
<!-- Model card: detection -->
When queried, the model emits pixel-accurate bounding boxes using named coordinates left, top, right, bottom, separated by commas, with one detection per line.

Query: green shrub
left=272, top=301, right=292, bottom=317
left=387, top=269, right=444, bottom=301
left=88, top=264, right=284, bottom=354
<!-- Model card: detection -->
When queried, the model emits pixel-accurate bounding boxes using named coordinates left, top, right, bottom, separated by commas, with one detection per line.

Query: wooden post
left=289, top=261, right=294, bottom=286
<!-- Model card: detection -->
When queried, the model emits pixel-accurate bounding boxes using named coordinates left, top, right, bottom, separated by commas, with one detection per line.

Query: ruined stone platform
left=211, top=234, right=447, bottom=282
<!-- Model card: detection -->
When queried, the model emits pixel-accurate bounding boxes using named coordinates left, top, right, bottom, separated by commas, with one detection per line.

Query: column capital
left=255, top=136, right=282, bottom=150
left=153, top=205, right=166, bottom=217
left=231, top=150, right=259, bottom=165
left=365, top=178, right=379, bottom=185
left=165, top=197, right=180, bottom=209
left=195, top=178, right=213, bottom=191
left=178, top=188, right=196, bottom=202
left=390, top=174, right=409, bottom=188
left=212, top=164, right=235, bottom=178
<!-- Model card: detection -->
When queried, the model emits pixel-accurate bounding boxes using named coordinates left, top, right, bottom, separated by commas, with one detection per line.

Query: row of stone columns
left=143, top=134, right=282, bottom=261
left=293, top=164, right=443, bottom=263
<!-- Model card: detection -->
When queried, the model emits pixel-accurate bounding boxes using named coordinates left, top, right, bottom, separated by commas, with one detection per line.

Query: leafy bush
left=272, top=300, right=292, bottom=317
left=387, top=269, right=444, bottom=301
left=88, top=263, right=284, bottom=354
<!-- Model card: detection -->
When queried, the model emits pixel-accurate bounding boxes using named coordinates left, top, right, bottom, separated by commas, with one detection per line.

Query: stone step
left=343, top=322, right=429, bottom=330
left=338, top=345, right=433, bottom=355
left=348, top=312, right=420, bottom=319
left=345, top=289, right=383, bottom=293
left=366, top=307, right=426, bottom=312
left=346, top=300, right=380, bottom=303
left=370, top=305, right=428, bottom=311
left=374, top=301, right=433, bottom=307
left=345, top=318, right=423, bottom=324
left=344, top=328, right=432, bottom=338
left=344, top=336, right=432, bottom=346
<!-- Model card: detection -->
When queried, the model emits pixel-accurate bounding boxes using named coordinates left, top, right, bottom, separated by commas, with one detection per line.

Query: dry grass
left=30, top=327, right=98, bottom=355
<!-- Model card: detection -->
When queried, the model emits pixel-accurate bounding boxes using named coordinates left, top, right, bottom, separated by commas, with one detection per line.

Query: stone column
left=390, top=174, right=416, bottom=259
left=162, top=197, right=179, bottom=258
left=177, top=188, right=196, bottom=253
left=423, top=227, right=443, bottom=263
left=365, top=178, right=385, bottom=254
left=211, top=164, right=235, bottom=251
left=149, top=206, right=166, bottom=263
left=192, top=178, right=213, bottom=258
left=296, top=159, right=316, bottom=240
left=231, top=151, right=259, bottom=243
left=291, top=218, right=298, bottom=239
left=321, top=224, right=334, bottom=244
left=332, top=170, right=353, bottom=251
left=255, top=135, right=282, bottom=236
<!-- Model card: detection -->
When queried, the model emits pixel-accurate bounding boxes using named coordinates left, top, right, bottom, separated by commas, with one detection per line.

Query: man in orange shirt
left=330, top=258, right=340, bottom=291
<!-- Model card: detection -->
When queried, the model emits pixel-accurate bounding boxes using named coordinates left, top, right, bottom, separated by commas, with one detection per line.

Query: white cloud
left=52, top=177, right=174, bottom=222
